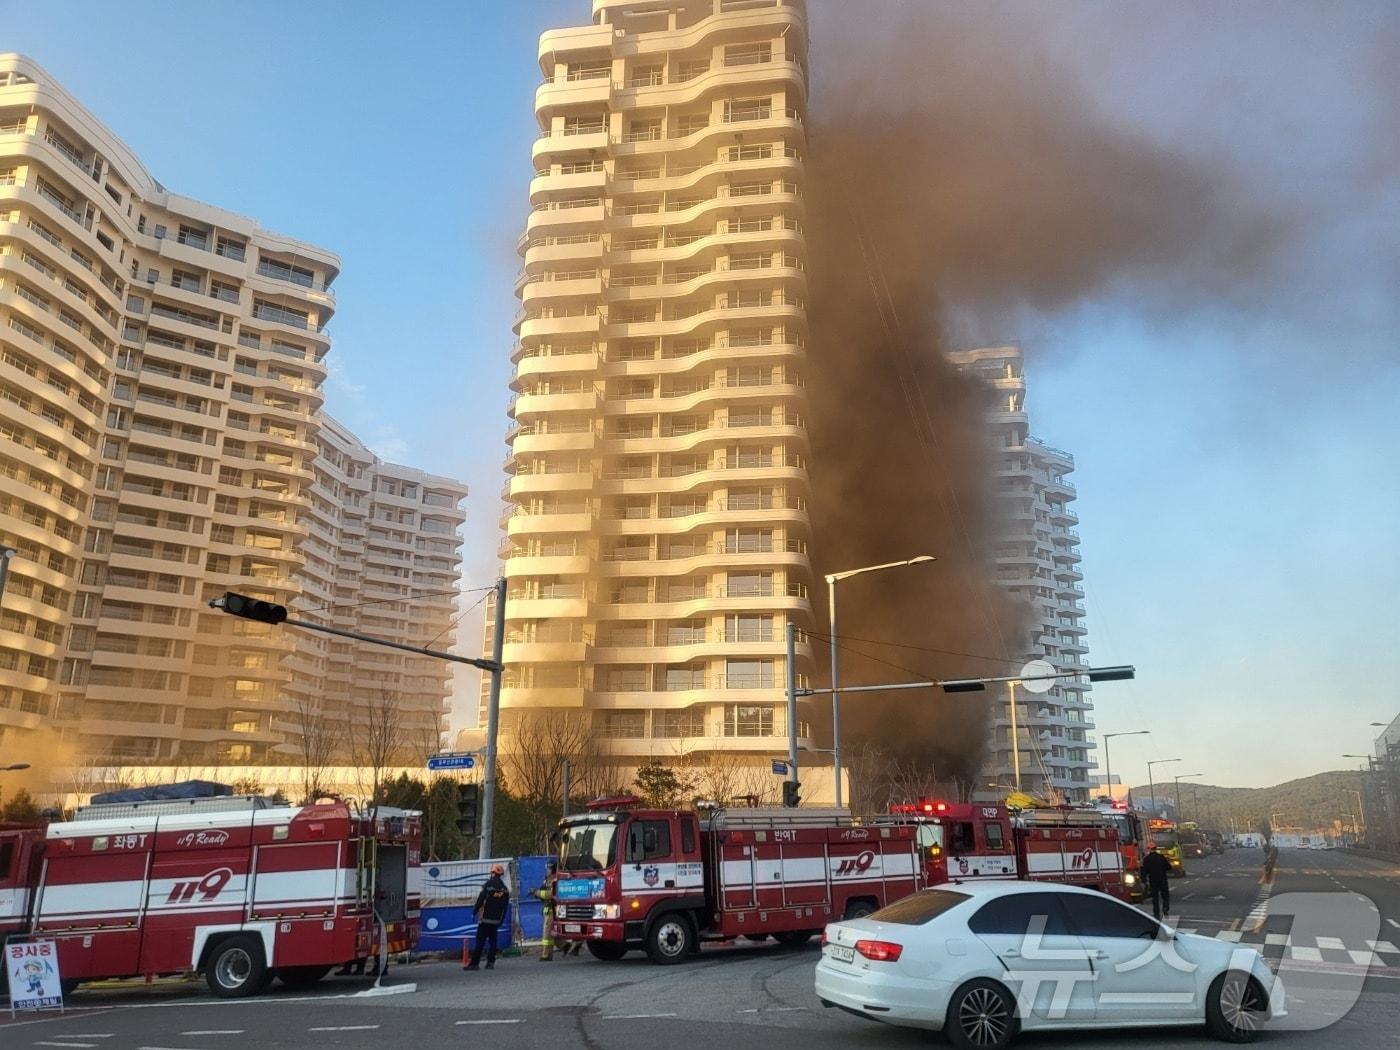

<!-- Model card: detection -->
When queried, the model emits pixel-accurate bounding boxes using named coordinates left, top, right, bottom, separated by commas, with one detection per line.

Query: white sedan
left=815, top=882, right=1282, bottom=1047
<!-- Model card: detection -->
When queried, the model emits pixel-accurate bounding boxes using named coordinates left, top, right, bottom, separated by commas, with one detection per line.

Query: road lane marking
left=455, top=1020, right=522, bottom=1026
left=180, top=1032, right=244, bottom=1037
left=308, top=1026, right=380, bottom=1032
left=1290, top=946, right=1323, bottom=962
left=1389, top=919, right=1400, bottom=930
left=1316, top=936, right=1347, bottom=950
left=602, top=1013, right=678, bottom=1020
left=1368, top=940, right=1399, bottom=953
left=1215, top=931, right=1243, bottom=942
left=1349, top=950, right=1376, bottom=965
left=1265, top=933, right=1290, bottom=946
left=34, top=1043, right=98, bottom=1048
left=59, top=1039, right=111, bottom=1041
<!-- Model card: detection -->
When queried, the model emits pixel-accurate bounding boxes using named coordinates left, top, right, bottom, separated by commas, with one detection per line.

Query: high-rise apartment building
left=0, top=54, right=466, bottom=765
left=298, top=416, right=467, bottom=755
left=948, top=346, right=1098, bottom=803
left=499, top=0, right=816, bottom=783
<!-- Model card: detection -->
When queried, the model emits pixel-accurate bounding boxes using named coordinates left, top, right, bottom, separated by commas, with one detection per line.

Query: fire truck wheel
left=60, top=979, right=80, bottom=998
left=276, top=965, right=333, bottom=989
left=205, top=935, right=269, bottom=998
left=1205, top=971, right=1267, bottom=1043
left=773, top=931, right=813, bottom=947
left=842, top=899, right=877, bottom=920
left=945, top=978, right=1018, bottom=1050
left=645, top=914, right=694, bottom=964
left=585, top=941, right=628, bottom=962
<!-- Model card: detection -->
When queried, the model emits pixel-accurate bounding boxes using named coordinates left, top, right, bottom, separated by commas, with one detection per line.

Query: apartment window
left=170, top=269, right=201, bottom=292
left=726, top=572, right=770, bottom=598
left=724, top=43, right=772, bottom=67
left=725, top=614, right=771, bottom=643
left=256, top=257, right=315, bottom=288
left=153, top=225, right=167, bottom=239
left=725, top=528, right=771, bottom=553
left=725, top=660, right=773, bottom=689
left=176, top=225, right=208, bottom=250
left=210, top=279, right=240, bottom=303
left=654, top=709, right=705, bottom=738
left=723, top=704, right=773, bottom=737
left=216, top=236, right=246, bottom=261
left=665, top=666, right=705, bottom=691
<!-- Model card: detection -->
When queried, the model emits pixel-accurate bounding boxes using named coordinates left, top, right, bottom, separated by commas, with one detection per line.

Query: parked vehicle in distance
left=1204, top=830, right=1225, bottom=855
left=815, top=882, right=1282, bottom=1047
left=1146, top=819, right=1186, bottom=877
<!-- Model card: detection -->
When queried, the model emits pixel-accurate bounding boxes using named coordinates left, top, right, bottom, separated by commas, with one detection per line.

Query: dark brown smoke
left=803, top=3, right=1297, bottom=784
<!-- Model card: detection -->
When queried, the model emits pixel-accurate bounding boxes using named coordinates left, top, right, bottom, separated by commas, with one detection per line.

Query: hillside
left=1128, top=769, right=1368, bottom=832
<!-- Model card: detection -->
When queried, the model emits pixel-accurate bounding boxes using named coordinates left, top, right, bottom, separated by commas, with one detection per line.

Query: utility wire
left=298, top=584, right=494, bottom=616
left=824, top=633, right=1022, bottom=668
left=805, top=629, right=938, bottom=684
left=424, top=586, right=492, bottom=651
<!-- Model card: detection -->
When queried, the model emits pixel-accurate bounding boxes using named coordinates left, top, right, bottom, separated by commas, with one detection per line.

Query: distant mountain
left=1127, top=769, right=1368, bottom=833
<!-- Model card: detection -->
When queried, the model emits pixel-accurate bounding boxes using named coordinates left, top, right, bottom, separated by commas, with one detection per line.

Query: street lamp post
left=825, top=555, right=935, bottom=809
left=1145, top=758, right=1181, bottom=819
left=1174, top=772, right=1203, bottom=821
left=1101, top=730, right=1149, bottom=804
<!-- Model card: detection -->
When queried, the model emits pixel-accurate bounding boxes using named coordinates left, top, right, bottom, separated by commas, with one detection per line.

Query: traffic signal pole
left=210, top=579, right=510, bottom=857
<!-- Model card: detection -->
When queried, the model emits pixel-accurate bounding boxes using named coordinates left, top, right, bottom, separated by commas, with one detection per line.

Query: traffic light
left=215, top=591, right=287, bottom=624
left=782, top=780, right=801, bottom=808
left=456, top=783, right=480, bottom=835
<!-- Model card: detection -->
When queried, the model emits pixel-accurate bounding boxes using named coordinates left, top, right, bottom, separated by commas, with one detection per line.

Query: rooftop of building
left=0, top=52, right=340, bottom=277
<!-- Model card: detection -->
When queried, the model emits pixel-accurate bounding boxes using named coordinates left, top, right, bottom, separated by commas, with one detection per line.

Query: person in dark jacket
left=1141, top=844, right=1172, bottom=920
left=465, top=864, right=510, bottom=970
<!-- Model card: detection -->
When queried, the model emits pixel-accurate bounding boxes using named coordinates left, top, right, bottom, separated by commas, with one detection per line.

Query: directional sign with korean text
left=427, top=753, right=476, bottom=772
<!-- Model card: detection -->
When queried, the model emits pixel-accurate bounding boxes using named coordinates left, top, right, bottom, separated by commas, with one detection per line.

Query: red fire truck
left=1088, top=799, right=1146, bottom=900
left=876, top=800, right=1129, bottom=900
left=550, top=798, right=921, bottom=964
left=0, top=792, right=421, bottom=998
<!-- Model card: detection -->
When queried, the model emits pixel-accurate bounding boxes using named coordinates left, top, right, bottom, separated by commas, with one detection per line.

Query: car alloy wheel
left=1219, top=973, right=1265, bottom=1034
left=958, top=985, right=1012, bottom=1047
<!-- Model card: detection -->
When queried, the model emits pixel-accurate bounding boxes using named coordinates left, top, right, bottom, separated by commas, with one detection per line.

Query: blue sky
left=6, top=1, right=1396, bottom=790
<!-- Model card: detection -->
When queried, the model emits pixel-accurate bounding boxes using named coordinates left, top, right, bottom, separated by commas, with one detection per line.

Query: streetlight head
left=2, top=762, right=30, bottom=771
left=907, top=555, right=937, bottom=566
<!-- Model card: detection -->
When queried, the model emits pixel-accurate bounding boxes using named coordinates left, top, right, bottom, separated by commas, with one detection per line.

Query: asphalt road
left=4, top=847, right=1397, bottom=1049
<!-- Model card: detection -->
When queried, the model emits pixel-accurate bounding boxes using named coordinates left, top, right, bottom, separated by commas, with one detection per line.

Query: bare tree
left=352, top=688, right=406, bottom=813
left=505, top=710, right=607, bottom=805
left=289, top=694, right=342, bottom=805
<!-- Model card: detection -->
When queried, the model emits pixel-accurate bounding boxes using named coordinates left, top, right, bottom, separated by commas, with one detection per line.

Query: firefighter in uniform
left=1141, top=841, right=1173, bottom=920
left=535, top=862, right=558, bottom=960
left=464, top=864, right=510, bottom=970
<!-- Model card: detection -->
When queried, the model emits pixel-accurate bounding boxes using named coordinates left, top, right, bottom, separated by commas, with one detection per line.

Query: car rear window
left=867, top=889, right=969, bottom=925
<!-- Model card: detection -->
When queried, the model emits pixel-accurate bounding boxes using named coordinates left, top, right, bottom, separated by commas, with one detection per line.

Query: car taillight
left=820, top=928, right=829, bottom=947
left=854, top=939, right=903, bottom=962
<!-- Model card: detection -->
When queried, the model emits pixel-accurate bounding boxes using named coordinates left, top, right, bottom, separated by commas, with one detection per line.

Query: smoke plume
left=802, top=2, right=1302, bottom=784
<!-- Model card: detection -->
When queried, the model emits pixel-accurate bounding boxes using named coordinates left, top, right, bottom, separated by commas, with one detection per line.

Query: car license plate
left=828, top=944, right=855, bottom=963
left=564, top=923, right=583, bottom=933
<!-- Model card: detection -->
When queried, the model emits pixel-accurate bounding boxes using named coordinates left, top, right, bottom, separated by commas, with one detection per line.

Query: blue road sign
left=427, top=753, right=476, bottom=771
left=771, top=760, right=789, bottom=775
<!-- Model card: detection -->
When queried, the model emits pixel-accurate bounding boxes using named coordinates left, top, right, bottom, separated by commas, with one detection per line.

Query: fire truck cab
left=552, top=798, right=920, bottom=964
